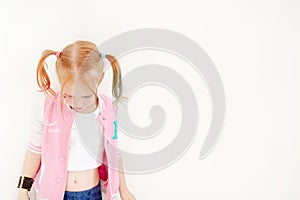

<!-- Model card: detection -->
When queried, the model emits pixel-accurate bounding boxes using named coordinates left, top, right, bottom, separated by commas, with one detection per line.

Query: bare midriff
left=65, top=168, right=100, bottom=191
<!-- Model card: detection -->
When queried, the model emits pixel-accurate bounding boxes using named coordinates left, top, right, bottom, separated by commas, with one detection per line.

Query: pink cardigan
left=32, top=91, right=119, bottom=200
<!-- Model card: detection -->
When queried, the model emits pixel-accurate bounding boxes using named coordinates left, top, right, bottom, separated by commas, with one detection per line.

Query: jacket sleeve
left=27, top=93, right=45, bottom=154
left=112, top=98, right=123, bottom=158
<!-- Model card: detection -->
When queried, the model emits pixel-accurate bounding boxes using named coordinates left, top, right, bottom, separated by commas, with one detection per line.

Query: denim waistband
left=63, top=181, right=102, bottom=200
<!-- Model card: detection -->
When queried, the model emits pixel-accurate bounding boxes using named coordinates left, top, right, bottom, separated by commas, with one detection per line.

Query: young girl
left=17, top=40, right=136, bottom=200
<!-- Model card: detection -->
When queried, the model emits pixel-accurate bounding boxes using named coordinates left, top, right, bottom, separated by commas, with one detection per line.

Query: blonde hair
left=36, top=40, right=127, bottom=126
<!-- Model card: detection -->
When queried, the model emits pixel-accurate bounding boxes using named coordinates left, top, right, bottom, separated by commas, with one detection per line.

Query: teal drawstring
left=112, top=120, right=118, bottom=140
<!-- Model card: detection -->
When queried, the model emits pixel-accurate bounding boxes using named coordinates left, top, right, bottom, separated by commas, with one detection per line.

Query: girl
left=17, top=40, right=136, bottom=200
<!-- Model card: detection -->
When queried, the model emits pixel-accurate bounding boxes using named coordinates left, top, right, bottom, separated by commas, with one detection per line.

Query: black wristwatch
left=17, top=176, right=34, bottom=191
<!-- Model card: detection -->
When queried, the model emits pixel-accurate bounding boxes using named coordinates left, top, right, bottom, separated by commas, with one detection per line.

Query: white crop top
left=27, top=93, right=121, bottom=172
left=68, top=104, right=103, bottom=171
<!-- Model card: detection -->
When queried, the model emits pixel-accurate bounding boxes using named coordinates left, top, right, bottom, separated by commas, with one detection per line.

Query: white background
left=0, top=0, right=299, bottom=199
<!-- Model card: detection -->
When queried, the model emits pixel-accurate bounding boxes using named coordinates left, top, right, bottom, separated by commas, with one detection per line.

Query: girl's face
left=62, top=80, right=98, bottom=114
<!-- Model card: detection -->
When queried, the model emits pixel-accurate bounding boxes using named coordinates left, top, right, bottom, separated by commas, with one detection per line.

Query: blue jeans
left=63, top=181, right=102, bottom=200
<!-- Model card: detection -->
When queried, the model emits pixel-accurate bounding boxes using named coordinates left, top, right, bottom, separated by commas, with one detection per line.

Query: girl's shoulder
left=99, top=93, right=112, bottom=102
left=98, top=93, right=114, bottom=108
left=33, top=92, right=47, bottom=114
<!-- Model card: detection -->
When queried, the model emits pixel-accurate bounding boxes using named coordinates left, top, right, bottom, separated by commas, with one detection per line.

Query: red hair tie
left=55, top=51, right=61, bottom=57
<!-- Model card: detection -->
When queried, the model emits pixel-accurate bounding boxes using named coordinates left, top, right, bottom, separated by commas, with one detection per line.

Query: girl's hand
left=17, top=189, right=30, bottom=200
left=119, top=185, right=136, bottom=200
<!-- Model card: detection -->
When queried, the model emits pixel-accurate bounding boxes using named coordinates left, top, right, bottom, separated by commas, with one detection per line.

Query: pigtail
left=36, top=50, right=57, bottom=98
left=105, top=54, right=128, bottom=105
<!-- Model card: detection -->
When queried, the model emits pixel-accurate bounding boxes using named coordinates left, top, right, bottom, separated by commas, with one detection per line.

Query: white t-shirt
left=28, top=93, right=121, bottom=171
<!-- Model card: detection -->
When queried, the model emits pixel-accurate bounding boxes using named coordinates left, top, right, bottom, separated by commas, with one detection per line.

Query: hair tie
left=55, top=51, right=61, bottom=57
left=100, top=53, right=106, bottom=59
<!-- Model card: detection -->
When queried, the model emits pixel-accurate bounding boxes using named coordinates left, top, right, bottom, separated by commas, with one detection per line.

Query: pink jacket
left=32, top=91, right=120, bottom=200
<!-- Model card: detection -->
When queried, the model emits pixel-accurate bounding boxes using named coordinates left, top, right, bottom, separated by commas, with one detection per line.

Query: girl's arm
left=18, top=94, right=44, bottom=199
left=17, top=150, right=41, bottom=199
left=20, top=150, right=41, bottom=178
left=118, top=156, right=136, bottom=200
left=118, top=156, right=127, bottom=190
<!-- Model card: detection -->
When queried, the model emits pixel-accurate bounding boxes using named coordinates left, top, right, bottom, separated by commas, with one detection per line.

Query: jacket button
left=58, top=156, right=64, bottom=161
left=56, top=177, right=62, bottom=183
